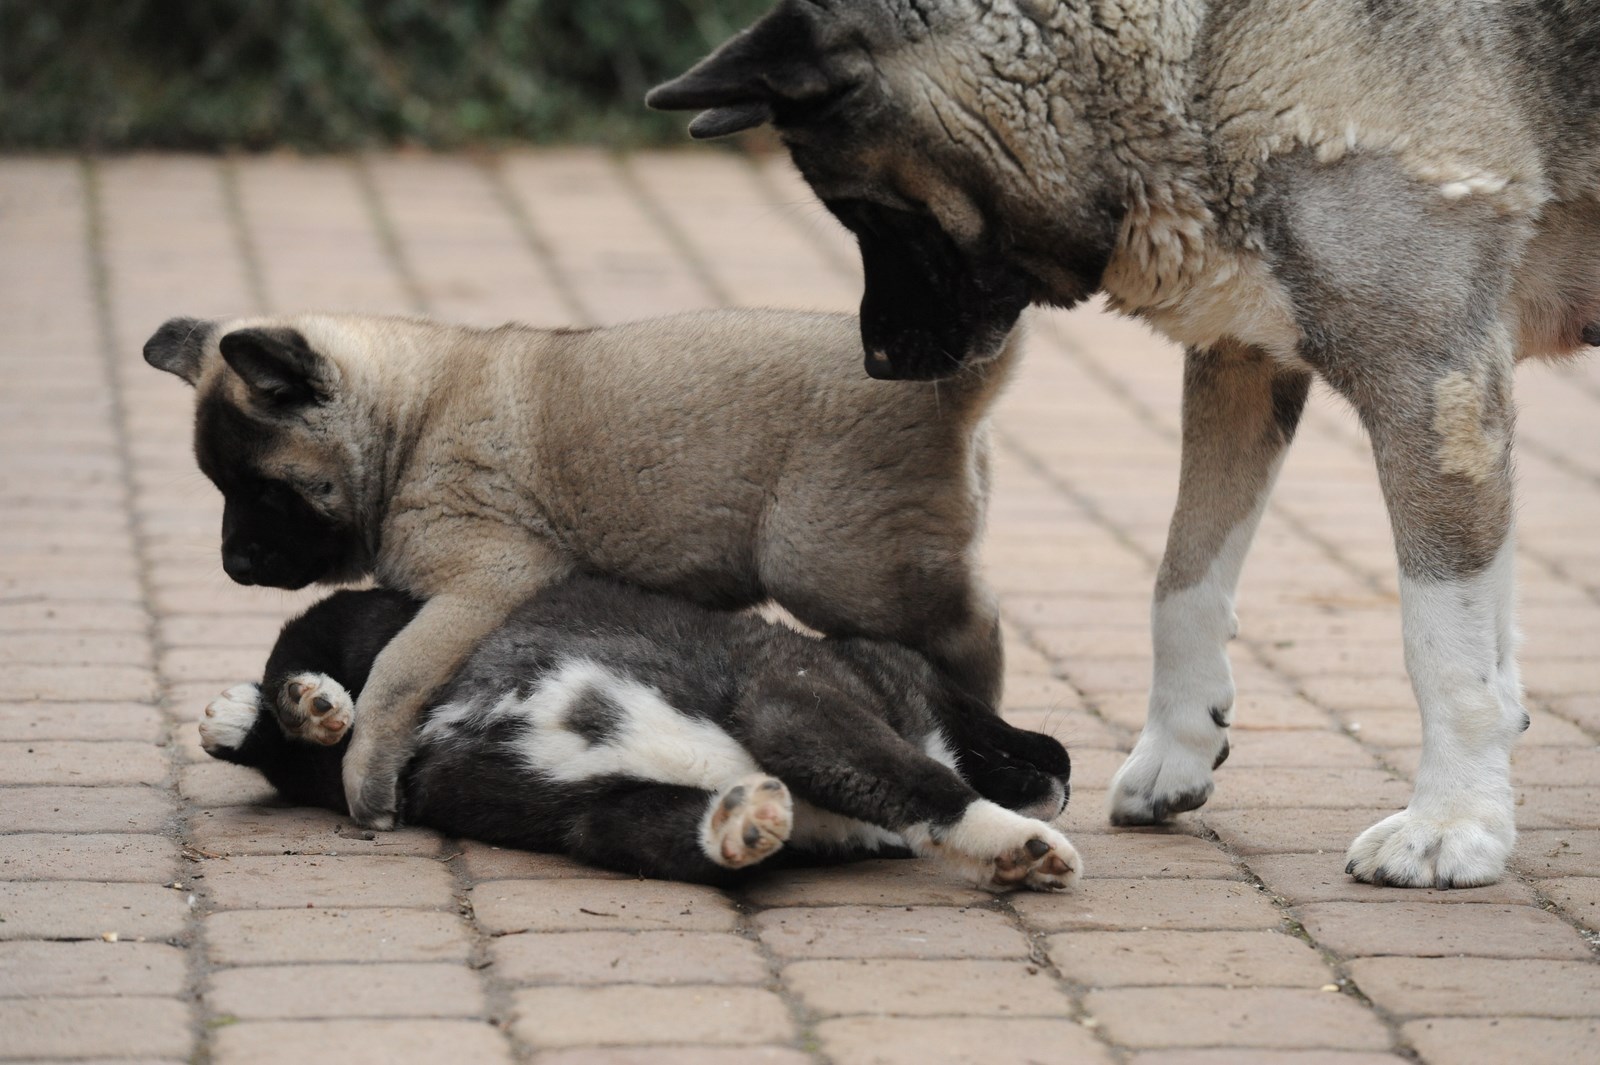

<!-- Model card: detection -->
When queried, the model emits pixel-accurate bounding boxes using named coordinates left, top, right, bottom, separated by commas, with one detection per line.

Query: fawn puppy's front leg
left=342, top=585, right=537, bottom=827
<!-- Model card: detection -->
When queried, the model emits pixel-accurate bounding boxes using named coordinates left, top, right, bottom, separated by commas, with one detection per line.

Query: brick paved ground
left=2, top=150, right=1598, bottom=1063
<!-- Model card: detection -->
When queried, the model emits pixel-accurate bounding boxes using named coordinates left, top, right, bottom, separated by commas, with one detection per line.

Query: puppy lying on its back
left=201, top=576, right=1079, bottom=890
left=145, top=310, right=1037, bottom=828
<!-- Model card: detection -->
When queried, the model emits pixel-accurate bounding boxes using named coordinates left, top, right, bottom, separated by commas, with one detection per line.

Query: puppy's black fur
left=205, top=577, right=1072, bottom=885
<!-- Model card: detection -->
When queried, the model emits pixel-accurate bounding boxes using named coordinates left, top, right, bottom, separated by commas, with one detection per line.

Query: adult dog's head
left=144, top=316, right=374, bottom=589
left=648, top=0, right=1127, bottom=381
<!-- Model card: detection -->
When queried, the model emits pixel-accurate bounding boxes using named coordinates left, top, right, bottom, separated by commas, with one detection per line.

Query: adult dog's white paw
left=1107, top=724, right=1227, bottom=826
left=276, top=672, right=354, bottom=746
left=702, top=774, right=793, bottom=868
left=200, top=683, right=261, bottom=754
left=1345, top=805, right=1515, bottom=888
left=912, top=800, right=1082, bottom=892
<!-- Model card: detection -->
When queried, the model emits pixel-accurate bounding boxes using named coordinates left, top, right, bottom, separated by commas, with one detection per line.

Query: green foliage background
left=0, top=0, right=770, bottom=150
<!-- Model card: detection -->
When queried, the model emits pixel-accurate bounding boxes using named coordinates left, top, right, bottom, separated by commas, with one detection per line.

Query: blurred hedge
left=0, top=0, right=769, bottom=150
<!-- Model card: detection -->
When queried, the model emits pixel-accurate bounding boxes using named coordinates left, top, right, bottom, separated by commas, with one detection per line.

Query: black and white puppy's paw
left=200, top=683, right=263, bottom=756
left=908, top=799, right=1082, bottom=892
left=702, top=774, right=793, bottom=868
left=273, top=672, right=355, bottom=746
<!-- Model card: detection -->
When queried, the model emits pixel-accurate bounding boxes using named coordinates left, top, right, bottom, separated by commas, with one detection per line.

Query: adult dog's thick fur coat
left=145, top=310, right=1047, bottom=827
left=650, top=1, right=1600, bottom=887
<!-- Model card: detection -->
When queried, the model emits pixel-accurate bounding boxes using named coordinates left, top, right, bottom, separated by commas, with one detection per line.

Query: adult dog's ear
left=143, top=317, right=217, bottom=386
left=645, top=1, right=843, bottom=138
left=218, top=327, right=331, bottom=406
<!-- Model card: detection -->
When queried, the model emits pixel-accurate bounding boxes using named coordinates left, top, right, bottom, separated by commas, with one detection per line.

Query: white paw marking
left=200, top=683, right=261, bottom=753
left=702, top=774, right=793, bottom=869
left=1356, top=541, right=1523, bottom=887
left=1345, top=802, right=1515, bottom=888
left=1107, top=721, right=1225, bottom=826
left=278, top=672, right=354, bottom=746
left=906, top=799, right=1081, bottom=892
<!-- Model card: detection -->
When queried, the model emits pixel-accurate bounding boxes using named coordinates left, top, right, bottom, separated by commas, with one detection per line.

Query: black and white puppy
left=200, top=576, right=1080, bottom=890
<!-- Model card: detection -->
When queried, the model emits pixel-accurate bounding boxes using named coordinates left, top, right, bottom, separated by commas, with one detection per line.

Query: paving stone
left=0, top=740, right=168, bottom=785
left=0, top=702, right=164, bottom=741
left=1400, top=1017, right=1600, bottom=1065
left=532, top=1049, right=811, bottom=1065
left=1537, top=876, right=1600, bottom=929
left=0, top=785, right=175, bottom=832
left=1517, top=784, right=1600, bottom=830
left=1013, top=877, right=1284, bottom=931
left=1, top=833, right=177, bottom=889
left=1198, top=808, right=1409, bottom=855
left=1129, top=1053, right=1408, bottom=1065
left=0, top=881, right=190, bottom=941
left=1249, top=852, right=1538, bottom=905
left=1086, top=987, right=1392, bottom=1049
left=755, top=905, right=1030, bottom=959
left=0, top=997, right=193, bottom=1059
left=1515, top=829, right=1600, bottom=878
left=206, top=962, right=486, bottom=1019
left=1220, top=730, right=1376, bottom=768
left=510, top=985, right=794, bottom=1048
left=738, top=858, right=991, bottom=907
left=492, top=930, right=769, bottom=986
left=784, top=959, right=1072, bottom=1017
left=0, top=941, right=187, bottom=997
left=1347, top=956, right=1600, bottom=1017
left=205, top=908, right=473, bottom=965
left=454, top=841, right=629, bottom=881
left=211, top=1019, right=513, bottom=1065
left=177, top=761, right=278, bottom=806
left=1295, top=901, right=1592, bottom=959
left=472, top=879, right=738, bottom=934
left=1211, top=768, right=1412, bottom=809
left=1081, top=830, right=1245, bottom=879
left=199, top=855, right=457, bottom=910
left=816, top=1016, right=1115, bottom=1065
left=0, top=665, right=158, bottom=702
left=1047, top=929, right=1335, bottom=987
left=188, top=805, right=443, bottom=857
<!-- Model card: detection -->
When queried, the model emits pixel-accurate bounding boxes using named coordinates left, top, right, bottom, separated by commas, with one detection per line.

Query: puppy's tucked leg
left=1110, top=345, right=1309, bottom=826
left=904, top=801, right=1081, bottom=892
left=274, top=673, right=354, bottom=746
left=700, top=774, right=793, bottom=868
left=201, top=683, right=263, bottom=755
left=345, top=577, right=554, bottom=828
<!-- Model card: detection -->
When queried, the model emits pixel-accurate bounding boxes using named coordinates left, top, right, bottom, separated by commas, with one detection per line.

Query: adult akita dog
left=145, top=310, right=1074, bottom=828
left=649, top=0, right=1600, bottom=887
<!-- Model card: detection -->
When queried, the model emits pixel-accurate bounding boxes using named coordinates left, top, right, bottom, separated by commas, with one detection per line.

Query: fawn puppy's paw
left=702, top=774, right=793, bottom=869
left=200, top=683, right=261, bottom=754
left=275, top=672, right=354, bottom=746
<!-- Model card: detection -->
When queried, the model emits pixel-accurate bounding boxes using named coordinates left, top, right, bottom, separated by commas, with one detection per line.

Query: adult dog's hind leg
left=1110, top=342, right=1309, bottom=826
left=1338, top=331, right=1524, bottom=888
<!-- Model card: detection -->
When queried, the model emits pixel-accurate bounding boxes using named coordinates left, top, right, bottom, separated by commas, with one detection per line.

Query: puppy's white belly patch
left=422, top=659, right=760, bottom=789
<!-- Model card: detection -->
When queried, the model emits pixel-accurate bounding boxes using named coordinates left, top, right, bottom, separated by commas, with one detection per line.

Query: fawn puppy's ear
left=143, top=316, right=218, bottom=386
left=219, top=327, right=332, bottom=406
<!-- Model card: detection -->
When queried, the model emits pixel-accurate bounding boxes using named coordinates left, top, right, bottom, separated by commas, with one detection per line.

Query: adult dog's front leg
left=1110, top=342, right=1309, bottom=825
left=1340, top=337, right=1525, bottom=887
left=342, top=590, right=526, bottom=828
